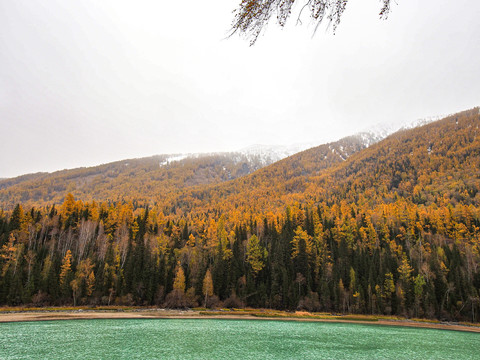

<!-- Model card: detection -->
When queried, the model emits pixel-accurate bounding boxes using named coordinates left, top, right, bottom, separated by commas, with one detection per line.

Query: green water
left=0, top=319, right=478, bottom=359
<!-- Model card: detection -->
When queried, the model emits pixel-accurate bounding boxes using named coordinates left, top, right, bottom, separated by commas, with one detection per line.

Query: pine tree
left=246, top=235, right=267, bottom=276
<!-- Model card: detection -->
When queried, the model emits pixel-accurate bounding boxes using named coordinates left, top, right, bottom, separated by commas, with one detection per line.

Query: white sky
left=0, top=0, right=479, bottom=178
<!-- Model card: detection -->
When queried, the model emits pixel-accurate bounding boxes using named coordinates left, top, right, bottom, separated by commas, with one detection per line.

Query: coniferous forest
left=1, top=108, right=480, bottom=322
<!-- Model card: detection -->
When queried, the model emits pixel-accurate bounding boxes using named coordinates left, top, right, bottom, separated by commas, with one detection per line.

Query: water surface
left=1, top=319, right=478, bottom=359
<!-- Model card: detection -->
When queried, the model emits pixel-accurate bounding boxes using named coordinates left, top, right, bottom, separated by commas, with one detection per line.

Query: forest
left=0, top=108, right=479, bottom=322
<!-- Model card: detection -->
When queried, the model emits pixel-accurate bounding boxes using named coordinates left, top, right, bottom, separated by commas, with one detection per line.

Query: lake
left=0, top=319, right=478, bottom=359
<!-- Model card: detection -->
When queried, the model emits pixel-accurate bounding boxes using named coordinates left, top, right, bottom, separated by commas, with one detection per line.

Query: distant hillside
left=168, top=108, right=480, bottom=217
left=312, top=107, right=480, bottom=207
left=0, top=132, right=383, bottom=208
left=173, top=133, right=377, bottom=215
left=0, top=153, right=269, bottom=207
left=1, top=109, right=477, bottom=215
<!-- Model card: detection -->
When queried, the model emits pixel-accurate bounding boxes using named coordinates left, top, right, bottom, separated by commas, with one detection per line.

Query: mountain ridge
left=0, top=131, right=384, bottom=208
left=0, top=113, right=444, bottom=207
left=0, top=107, right=479, bottom=321
left=163, top=107, right=480, bottom=221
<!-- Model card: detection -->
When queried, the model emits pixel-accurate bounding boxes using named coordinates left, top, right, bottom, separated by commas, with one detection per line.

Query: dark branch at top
left=231, top=0, right=393, bottom=45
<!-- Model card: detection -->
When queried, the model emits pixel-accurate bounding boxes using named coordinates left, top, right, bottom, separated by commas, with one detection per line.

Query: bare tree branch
left=231, top=0, right=394, bottom=45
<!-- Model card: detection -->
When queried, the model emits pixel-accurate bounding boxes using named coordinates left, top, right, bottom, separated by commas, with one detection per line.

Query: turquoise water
left=0, top=319, right=478, bottom=359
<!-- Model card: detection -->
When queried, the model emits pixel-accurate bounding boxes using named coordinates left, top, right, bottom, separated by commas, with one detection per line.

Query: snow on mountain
left=238, top=114, right=444, bottom=163
left=362, top=115, right=443, bottom=142
left=158, top=114, right=446, bottom=169
left=159, top=154, right=189, bottom=166
left=238, top=142, right=319, bottom=164
left=158, top=143, right=321, bottom=169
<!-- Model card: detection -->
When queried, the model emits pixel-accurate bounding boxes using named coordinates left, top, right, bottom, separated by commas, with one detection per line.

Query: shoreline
left=1, top=309, right=479, bottom=333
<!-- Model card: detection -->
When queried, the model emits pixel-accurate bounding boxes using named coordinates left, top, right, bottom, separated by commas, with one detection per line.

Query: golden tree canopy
left=173, top=266, right=186, bottom=293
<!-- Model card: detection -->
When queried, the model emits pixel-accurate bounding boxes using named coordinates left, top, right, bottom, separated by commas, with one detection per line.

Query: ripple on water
left=0, top=319, right=478, bottom=360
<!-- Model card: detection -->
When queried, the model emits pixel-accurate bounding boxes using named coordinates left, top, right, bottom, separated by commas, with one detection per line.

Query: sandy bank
left=1, top=309, right=479, bottom=333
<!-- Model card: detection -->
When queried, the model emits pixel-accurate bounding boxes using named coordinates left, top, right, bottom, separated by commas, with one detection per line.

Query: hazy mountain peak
left=362, top=114, right=444, bottom=141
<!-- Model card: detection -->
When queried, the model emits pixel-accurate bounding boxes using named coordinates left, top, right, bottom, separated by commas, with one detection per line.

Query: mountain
left=0, top=112, right=449, bottom=209
left=173, top=132, right=379, bottom=216
left=1, top=108, right=479, bottom=321
left=0, top=131, right=384, bottom=208
left=0, top=112, right=444, bottom=208
left=169, top=110, right=479, bottom=218
left=0, top=153, right=271, bottom=207
left=313, top=108, right=480, bottom=207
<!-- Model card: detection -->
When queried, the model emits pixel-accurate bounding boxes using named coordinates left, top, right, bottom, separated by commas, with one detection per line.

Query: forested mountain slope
left=171, top=108, right=480, bottom=219
left=0, top=131, right=381, bottom=211
left=0, top=108, right=479, bottom=322
left=310, top=108, right=480, bottom=207
left=0, top=153, right=272, bottom=207
left=173, top=133, right=376, bottom=216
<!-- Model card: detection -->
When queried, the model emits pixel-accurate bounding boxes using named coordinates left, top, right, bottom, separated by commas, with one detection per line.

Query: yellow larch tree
left=202, top=269, right=214, bottom=308
left=59, top=250, right=74, bottom=298
left=173, top=266, right=186, bottom=294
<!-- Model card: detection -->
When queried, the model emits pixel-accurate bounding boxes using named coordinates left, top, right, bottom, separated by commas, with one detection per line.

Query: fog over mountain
left=1, top=0, right=479, bottom=178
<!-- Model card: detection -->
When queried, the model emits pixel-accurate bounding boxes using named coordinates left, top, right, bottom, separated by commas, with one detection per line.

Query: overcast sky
left=0, top=0, right=479, bottom=178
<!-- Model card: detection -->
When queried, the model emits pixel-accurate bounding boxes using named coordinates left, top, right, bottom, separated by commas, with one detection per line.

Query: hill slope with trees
left=0, top=153, right=273, bottom=208
left=0, top=108, right=479, bottom=322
